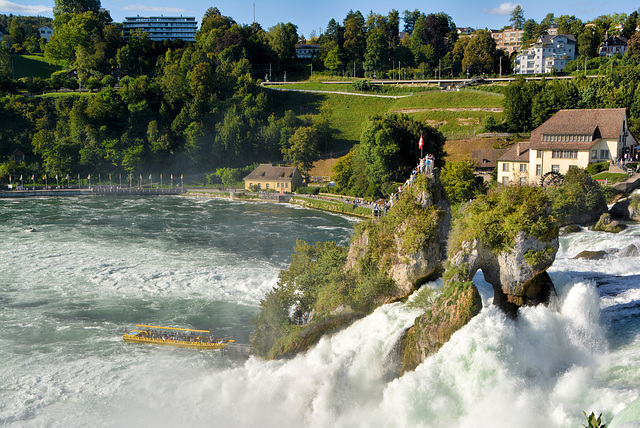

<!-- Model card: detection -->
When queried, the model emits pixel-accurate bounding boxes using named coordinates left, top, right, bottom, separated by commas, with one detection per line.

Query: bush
left=548, top=168, right=607, bottom=225
left=586, top=161, right=609, bottom=175
left=351, top=79, right=374, bottom=92
left=295, top=186, right=319, bottom=195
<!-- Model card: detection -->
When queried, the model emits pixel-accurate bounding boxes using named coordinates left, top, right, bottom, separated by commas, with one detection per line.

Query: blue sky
left=1, top=0, right=638, bottom=37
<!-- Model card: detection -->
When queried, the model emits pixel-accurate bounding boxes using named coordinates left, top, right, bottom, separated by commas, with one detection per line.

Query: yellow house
left=243, top=164, right=303, bottom=192
left=497, top=143, right=531, bottom=186
left=528, top=108, right=636, bottom=183
left=498, top=108, right=637, bottom=186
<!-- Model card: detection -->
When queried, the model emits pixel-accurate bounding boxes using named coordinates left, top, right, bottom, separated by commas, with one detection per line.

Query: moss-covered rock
left=401, top=281, right=482, bottom=373
left=592, top=213, right=627, bottom=233
left=560, top=224, right=583, bottom=234
left=346, top=174, right=450, bottom=301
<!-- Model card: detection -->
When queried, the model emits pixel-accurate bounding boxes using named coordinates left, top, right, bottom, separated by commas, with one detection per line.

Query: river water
left=1, top=196, right=639, bottom=427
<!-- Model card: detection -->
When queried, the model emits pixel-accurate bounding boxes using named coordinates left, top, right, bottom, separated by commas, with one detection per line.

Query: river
left=1, top=196, right=639, bottom=427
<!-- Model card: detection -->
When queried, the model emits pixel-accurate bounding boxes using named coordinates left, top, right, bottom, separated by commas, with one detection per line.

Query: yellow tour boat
left=123, top=324, right=234, bottom=349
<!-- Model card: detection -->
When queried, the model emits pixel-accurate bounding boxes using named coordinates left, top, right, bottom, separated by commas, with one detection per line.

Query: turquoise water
left=1, top=196, right=640, bottom=427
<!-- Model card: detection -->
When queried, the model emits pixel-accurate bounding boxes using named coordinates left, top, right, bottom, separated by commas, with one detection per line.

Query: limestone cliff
left=609, top=192, right=640, bottom=222
left=449, top=232, right=558, bottom=315
left=401, top=282, right=482, bottom=373
left=345, top=174, right=450, bottom=301
left=400, top=186, right=559, bottom=371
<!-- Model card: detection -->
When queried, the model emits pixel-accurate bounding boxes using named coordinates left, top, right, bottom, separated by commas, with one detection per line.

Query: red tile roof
left=529, top=108, right=628, bottom=150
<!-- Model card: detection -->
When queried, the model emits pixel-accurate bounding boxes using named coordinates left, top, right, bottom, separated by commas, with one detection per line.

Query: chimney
left=516, top=143, right=520, bottom=156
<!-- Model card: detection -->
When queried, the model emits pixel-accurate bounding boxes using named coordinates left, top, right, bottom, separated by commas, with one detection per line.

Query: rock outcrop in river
left=401, top=185, right=559, bottom=371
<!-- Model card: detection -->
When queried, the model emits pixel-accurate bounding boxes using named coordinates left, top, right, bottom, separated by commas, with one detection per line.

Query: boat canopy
left=135, top=324, right=210, bottom=333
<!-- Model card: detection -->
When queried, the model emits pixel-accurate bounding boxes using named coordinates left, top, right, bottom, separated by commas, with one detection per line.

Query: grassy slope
left=268, top=87, right=505, bottom=155
left=10, top=54, right=64, bottom=79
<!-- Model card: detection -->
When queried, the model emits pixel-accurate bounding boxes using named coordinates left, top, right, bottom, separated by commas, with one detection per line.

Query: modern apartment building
left=123, top=16, right=198, bottom=42
left=514, top=34, right=576, bottom=74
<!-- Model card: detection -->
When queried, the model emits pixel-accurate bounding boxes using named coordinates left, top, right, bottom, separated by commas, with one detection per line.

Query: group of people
left=133, top=328, right=224, bottom=344
left=614, top=152, right=639, bottom=166
left=387, top=154, right=437, bottom=208
left=293, top=307, right=310, bottom=326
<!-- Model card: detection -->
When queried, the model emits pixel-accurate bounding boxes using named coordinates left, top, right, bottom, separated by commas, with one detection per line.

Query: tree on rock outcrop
left=401, top=185, right=559, bottom=372
left=251, top=173, right=451, bottom=360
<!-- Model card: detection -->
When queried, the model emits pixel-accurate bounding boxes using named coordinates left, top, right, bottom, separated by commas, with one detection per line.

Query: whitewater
left=1, top=196, right=639, bottom=427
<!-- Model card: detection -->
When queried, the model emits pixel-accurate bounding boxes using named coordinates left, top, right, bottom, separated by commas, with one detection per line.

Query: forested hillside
left=1, top=1, right=640, bottom=192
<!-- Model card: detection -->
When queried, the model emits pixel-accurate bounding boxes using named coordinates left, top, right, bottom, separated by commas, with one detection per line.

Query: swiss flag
left=418, top=134, right=424, bottom=150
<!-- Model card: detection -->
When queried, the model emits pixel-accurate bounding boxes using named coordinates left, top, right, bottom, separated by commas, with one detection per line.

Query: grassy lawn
left=268, top=86, right=506, bottom=152
left=38, top=91, right=96, bottom=98
left=10, top=54, right=64, bottom=79
left=593, top=172, right=628, bottom=183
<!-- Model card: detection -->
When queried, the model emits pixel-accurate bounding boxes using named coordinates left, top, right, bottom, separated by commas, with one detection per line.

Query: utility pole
left=253, top=2, right=255, bottom=23
left=499, top=57, right=502, bottom=78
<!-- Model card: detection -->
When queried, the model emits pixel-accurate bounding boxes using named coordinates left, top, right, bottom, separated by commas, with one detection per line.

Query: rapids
left=1, top=196, right=639, bottom=427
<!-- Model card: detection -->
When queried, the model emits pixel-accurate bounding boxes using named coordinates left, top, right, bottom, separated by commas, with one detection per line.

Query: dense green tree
left=9, top=17, right=25, bottom=46
left=343, top=10, right=366, bottom=64
left=461, top=29, right=497, bottom=75
left=554, top=15, right=584, bottom=39
left=441, top=160, right=485, bottom=204
left=578, top=27, right=601, bottom=57
left=510, top=5, right=525, bottom=30
left=283, top=126, right=321, bottom=179
left=622, top=11, right=639, bottom=40
left=54, top=0, right=100, bottom=16
left=521, top=19, right=539, bottom=44
left=402, top=9, right=421, bottom=34
left=411, top=12, right=457, bottom=64
left=268, top=22, right=298, bottom=64
left=45, top=11, right=101, bottom=66
left=356, top=113, right=444, bottom=197
left=364, top=28, right=387, bottom=77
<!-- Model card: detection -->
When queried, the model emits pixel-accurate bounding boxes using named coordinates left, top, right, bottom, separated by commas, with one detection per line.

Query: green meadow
left=9, top=54, right=64, bottom=79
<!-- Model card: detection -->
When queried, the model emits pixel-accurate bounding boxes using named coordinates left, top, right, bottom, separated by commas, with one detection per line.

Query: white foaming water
left=2, top=198, right=640, bottom=427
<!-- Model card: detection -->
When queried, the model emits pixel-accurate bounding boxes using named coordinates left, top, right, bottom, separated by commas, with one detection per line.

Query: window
left=266, top=183, right=270, bottom=189
left=536, top=164, right=542, bottom=175
left=537, top=150, right=542, bottom=158
left=502, top=177, right=509, bottom=186
left=520, top=177, right=527, bottom=185
left=591, top=150, right=598, bottom=159
left=502, top=163, right=509, bottom=171
left=600, top=149, right=609, bottom=159
left=552, top=165, right=559, bottom=173
left=520, top=164, right=527, bottom=172
left=552, top=150, right=578, bottom=159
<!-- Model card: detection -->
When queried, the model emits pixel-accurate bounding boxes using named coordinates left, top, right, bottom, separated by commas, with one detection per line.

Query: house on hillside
left=38, top=26, right=54, bottom=42
left=497, top=108, right=637, bottom=185
left=471, top=148, right=504, bottom=182
left=243, top=164, right=303, bottom=192
left=12, top=149, right=25, bottom=162
left=295, top=44, right=320, bottom=60
left=599, top=34, right=628, bottom=57
left=497, top=143, right=531, bottom=186
left=514, top=34, right=576, bottom=74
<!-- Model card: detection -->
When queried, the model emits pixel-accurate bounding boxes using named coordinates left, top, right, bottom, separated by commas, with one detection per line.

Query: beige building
left=491, top=27, right=525, bottom=55
left=497, top=143, right=531, bottom=186
left=498, top=108, right=637, bottom=185
left=243, top=164, right=303, bottom=192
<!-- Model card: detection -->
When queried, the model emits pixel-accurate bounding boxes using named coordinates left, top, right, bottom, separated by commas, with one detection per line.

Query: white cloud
left=0, top=0, right=52, bottom=15
left=483, top=2, right=520, bottom=15
left=120, top=4, right=187, bottom=14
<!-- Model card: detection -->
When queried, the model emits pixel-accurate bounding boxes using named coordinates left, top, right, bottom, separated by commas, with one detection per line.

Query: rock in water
left=573, top=250, right=608, bottom=260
